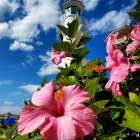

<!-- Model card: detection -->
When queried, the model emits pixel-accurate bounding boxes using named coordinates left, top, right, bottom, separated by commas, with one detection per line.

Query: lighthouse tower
left=59, top=0, right=86, bottom=67
left=61, top=0, right=84, bottom=42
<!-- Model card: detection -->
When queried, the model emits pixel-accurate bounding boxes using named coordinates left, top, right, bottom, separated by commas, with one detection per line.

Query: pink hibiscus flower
left=105, top=33, right=140, bottom=96
left=51, top=51, right=68, bottom=65
left=18, top=82, right=96, bottom=140
left=126, top=22, right=140, bottom=55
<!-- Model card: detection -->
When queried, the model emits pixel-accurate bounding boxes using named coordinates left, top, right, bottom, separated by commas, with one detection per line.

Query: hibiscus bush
left=1, top=2, right=140, bottom=140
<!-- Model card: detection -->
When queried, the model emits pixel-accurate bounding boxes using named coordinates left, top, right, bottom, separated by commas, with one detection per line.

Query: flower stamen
left=55, top=90, right=63, bottom=101
left=94, top=66, right=105, bottom=72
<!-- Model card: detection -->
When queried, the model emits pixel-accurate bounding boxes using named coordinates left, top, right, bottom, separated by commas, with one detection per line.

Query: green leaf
left=77, top=37, right=92, bottom=47
left=30, top=135, right=43, bottom=140
left=85, top=78, right=99, bottom=98
left=128, top=11, right=140, bottom=20
left=123, top=109, right=140, bottom=132
left=111, top=111, right=120, bottom=120
left=95, top=121, right=103, bottom=136
left=71, top=47, right=89, bottom=62
left=90, top=100, right=109, bottom=115
left=116, top=96, right=140, bottom=116
left=58, top=76, right=79, bottom=86
left=68, top=18, right=79, bottom=38
left=100, top=127, right=126, bottom=140
left=0, top=136, right=7, bottom=140
left=0, top=128, right=6, bottom=134
left=129, top=92, right=140, bottom=106
left=53, top=42, right=71, bottom=52
left=41, top=78, right=47, bottom=87
left=13, top=135, right=28, bottom=140
left=57, top=25, right=68, bottom=36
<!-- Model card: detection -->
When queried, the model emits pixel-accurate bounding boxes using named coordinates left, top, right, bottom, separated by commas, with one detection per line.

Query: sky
left=0, top=0, right=136, bottom=114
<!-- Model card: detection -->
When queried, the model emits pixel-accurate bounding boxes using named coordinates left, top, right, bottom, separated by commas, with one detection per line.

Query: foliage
left=5, top=1, right=140, bottom=140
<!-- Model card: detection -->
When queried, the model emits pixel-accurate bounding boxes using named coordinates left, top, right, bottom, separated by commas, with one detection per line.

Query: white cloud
left=89, top=1, right=136, bottom=36
left=37, top=51, right=59, bottom=77
left=4, top=101, right=13, bottom=105
left=0, top=0, right=60, bottom=51
left=9, top=41, right=34, bottom=51
left=0, top=80, right=12, bottom=85
left=0, top=0, right=19, bottom=19
left=0, top=106, right=21, bottom=115
left=10, top=0, right=61, bottom=42
left=82, top=0, right=100, bottom=11
left=36, top=41, right=44, bottom=46
left=19, top=84, right=40, bottom=93
left=0, top=22, right=10, bottom=38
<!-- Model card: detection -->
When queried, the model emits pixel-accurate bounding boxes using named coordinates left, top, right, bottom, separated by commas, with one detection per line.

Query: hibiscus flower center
left=54, top=90, right=64, bottom=117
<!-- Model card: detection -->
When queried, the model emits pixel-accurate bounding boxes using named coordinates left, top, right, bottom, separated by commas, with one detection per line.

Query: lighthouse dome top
left=61, top=0, right=84, bottom=14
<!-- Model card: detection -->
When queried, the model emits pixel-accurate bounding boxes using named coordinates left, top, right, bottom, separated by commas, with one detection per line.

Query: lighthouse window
left=65, top=6, right=71, bottom=16
left=78, top=9, right=81, bottom=15
left=71, top=6, right=78, bottom=14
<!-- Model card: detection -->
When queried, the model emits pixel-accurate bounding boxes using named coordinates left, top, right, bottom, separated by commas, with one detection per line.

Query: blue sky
left=0, top=0, right=136, bottom=114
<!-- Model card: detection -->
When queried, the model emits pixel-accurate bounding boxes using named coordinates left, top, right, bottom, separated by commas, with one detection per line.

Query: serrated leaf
left=90, top=100, right=109, bottom=115
left=68, top=18, right=79, bottom=38
left=57, top=25, right=68, bottom=36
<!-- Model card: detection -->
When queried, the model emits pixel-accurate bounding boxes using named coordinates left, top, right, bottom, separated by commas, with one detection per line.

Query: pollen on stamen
left=55, top=90, right=63, bottom=101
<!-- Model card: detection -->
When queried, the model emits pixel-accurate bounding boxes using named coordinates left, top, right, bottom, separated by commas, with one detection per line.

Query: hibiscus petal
left=131, top=22, right=140, bottom=41
left=106, top=55, right=116, bottom=69
left=31, top=82, right=57, bottom=110
left=18, top=106, right=53, bottom=135
left=65, top=104, right=95, bottom=138
left=109, top=64, right=129, bottom=83
left=126, top=41, right=139, bottom=55
left=130, top=64, right=140, bottom=72
left=59, top=51, right=68, bottom=58
left=111, top=82, right=123, bottom=96
left=51, top=55, right=61, bottom=65
left=61, top=85, right=90, bottom=109
left=42, top=116, right=76, bottom=140
left=106, top=33, right=118, bottom=54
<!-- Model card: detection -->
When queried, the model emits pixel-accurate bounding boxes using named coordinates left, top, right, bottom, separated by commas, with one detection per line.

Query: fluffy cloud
left=89, top=1, right=136, bottom=36
left=4, top=101, right=13, bottom=105
left=0, top=0, right=60, bottom=51
left=0, top=0, right=19, bottom=19
left=19, top=84, right=40, bottom=93
left=0, top=106, right=21, bottom=114
left=10, top=0, right=61, bottom=42
left=37, top=51, right=59, bottom=77
left=0, top=22, right=10, bottom=38
left=82, top=0, right=100, bottom=11
left=9, top=41, right=34, bottom=51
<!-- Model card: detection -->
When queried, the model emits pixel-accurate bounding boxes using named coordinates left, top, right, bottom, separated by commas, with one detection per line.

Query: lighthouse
left=61, top=0, right=85, bottom=42
left=58, top=0, right=86, bottom=67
